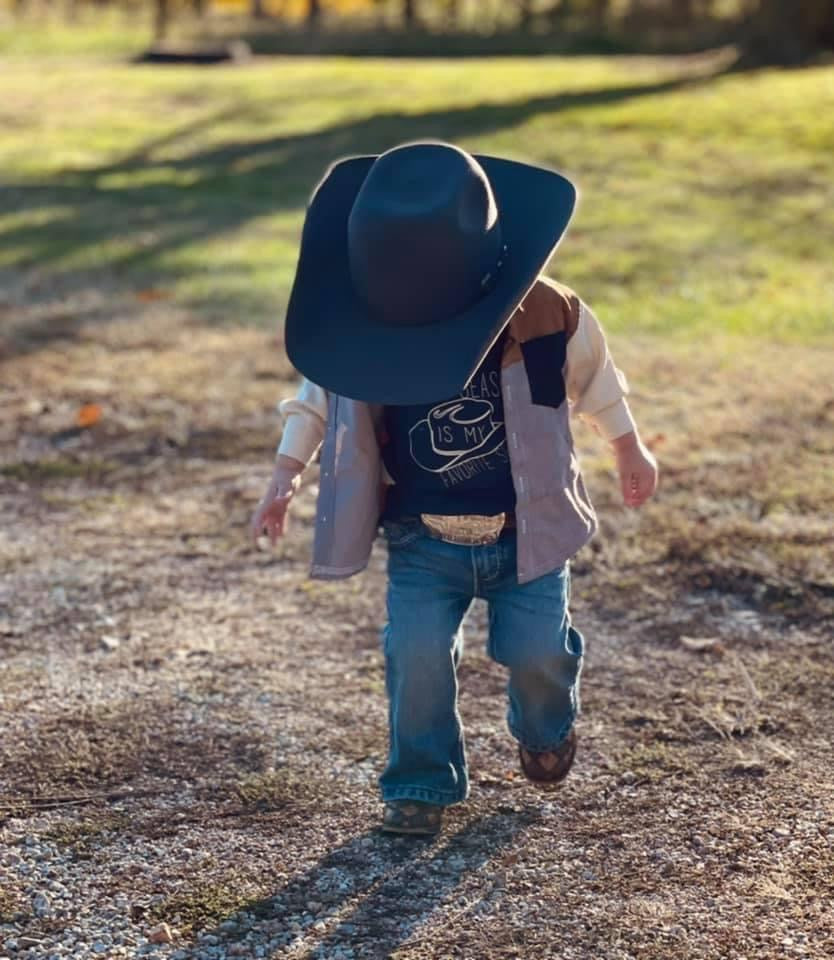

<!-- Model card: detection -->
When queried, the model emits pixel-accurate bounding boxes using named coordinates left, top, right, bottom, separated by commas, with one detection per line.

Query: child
left=251, top=142, right=658, bottom=836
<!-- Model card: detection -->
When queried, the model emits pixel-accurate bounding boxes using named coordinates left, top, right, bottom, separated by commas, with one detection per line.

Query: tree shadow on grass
left=193, top=807, right=540, bottom=959
left=1, top=66, right=726, bottom=357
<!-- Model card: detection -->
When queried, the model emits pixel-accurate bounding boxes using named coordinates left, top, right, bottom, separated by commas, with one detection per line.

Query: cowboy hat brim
left=284, top=152, right=576, bottom=405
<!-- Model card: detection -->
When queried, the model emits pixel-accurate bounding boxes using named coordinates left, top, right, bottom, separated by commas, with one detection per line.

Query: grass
left=41, top=812, right=133, bottom=850
left=0, top=40, right=832, bottom=342
left=144, top=877, right=277, bottom=938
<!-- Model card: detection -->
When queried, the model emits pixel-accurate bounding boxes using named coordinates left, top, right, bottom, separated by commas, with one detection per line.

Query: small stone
left=4, top=941, right=18, bottom=953
left=313, top=920, right=326, bottom=932
left=306, top=900, right=322, bottom=913
left=92, top=944, right=108, bottom=955
left=147, top=923, right=174, bottom=945
left=32, top=892, right=51, bottom=918
left=100, top=634, right=121, bottom=651
left=51, top=587, right=68, bottom=607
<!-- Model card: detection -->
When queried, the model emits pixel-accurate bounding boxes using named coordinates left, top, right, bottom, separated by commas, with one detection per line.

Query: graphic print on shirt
left=408, top=368, right=509, bottom=489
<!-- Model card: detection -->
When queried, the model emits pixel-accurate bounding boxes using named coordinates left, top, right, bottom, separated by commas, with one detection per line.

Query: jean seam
left=486, top=603, right=497, bottom=662
left=382, top=785, right=467, bottom=805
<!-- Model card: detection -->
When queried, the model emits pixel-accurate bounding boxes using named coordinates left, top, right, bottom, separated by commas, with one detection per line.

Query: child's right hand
left=249, top=456, right=304, bottom=546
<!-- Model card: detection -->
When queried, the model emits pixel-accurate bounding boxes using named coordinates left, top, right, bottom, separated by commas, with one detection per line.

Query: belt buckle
left=420, top=513, right=505, bottom=546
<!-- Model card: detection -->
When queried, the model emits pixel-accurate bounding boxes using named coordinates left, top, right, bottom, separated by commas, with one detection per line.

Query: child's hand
left=610, top=431, right=658, bottom=508
left=249, top=456, right=304, bottom=546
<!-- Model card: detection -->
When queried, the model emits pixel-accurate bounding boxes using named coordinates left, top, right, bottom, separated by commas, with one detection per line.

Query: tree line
left=9, top=1, right=834, bottom=63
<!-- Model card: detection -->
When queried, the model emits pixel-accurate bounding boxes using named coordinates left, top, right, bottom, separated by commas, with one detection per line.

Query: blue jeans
left=379, top=517, right=584, bottom=807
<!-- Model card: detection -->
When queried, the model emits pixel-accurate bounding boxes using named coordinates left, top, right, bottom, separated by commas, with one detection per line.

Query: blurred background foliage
left=1, top=1, right=833, bottom=63
left=1, top=1, right=832, bottom=342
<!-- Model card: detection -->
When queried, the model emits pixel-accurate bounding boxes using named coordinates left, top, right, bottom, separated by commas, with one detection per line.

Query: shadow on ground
left=1, top=65, right=726, bottom=357
left=191, top=808, right=540, bottom=958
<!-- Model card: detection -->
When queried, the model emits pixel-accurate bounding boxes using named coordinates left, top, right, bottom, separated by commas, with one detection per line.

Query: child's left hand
left=610, top=431, right=658, bottom=508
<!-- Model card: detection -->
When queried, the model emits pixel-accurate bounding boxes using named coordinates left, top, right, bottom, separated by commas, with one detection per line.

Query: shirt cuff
left=587, top=398, right=637, bottom=442
left=277, top=414, right=322, bottom=465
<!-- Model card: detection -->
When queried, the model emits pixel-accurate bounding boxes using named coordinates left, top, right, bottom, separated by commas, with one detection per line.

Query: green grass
left=1, top=42, right=832, bottom=340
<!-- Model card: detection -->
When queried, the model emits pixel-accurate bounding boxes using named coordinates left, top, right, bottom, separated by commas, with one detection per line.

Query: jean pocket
left=383, top=517, right=423, bottom=548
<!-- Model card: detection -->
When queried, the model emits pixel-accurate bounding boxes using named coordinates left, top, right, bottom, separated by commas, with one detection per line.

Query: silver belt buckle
left=420, top=513, right=506, bottom=546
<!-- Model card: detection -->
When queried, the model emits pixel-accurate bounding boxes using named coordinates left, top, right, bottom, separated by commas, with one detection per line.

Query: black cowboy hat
left=284, top=141, right=576, bottom=405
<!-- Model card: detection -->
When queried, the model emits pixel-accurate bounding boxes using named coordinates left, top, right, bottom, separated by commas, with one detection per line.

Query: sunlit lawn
left=1, top=35, right=832, bottom=340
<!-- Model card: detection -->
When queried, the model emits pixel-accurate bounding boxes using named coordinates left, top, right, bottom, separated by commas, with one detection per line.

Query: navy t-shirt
left=382, top=330, right=516, bottom=519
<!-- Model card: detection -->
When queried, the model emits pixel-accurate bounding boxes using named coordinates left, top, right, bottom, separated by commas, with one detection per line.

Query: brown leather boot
left=518, top=728, right=577, bottom=788
left=381, top=800, right=444, bottom=836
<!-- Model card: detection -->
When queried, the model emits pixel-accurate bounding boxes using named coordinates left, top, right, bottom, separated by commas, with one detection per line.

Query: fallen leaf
left=147, top=922, right=174, bottom=944
left=136, top=288, right=170, bottom=302
left=76, top=403, right=102, bottom=428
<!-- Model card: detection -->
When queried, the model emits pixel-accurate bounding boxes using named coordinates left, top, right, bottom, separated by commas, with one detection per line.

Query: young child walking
left=251, top=141, right=658, bottom=835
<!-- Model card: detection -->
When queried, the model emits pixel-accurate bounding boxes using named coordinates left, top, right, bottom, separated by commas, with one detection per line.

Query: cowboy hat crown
left=347, top=142, right=506, bottom=328
left=285, top=140, right=576, bottom=405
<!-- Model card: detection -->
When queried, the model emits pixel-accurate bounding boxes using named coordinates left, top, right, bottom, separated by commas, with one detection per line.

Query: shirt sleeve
left=566, top=300, right=637, bottom=441
left=276, top=378, right=328, bottom=465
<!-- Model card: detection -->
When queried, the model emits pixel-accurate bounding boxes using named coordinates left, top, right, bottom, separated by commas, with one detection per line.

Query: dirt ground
left=1, top=290, right=832, bottom=960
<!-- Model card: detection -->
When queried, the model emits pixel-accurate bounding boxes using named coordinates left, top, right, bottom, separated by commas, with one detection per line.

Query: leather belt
left=420, top=511, right=515, bottom=546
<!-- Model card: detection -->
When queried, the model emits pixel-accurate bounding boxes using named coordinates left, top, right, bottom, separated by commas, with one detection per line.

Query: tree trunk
left=251, top=0, right=267, bottom=20
left=307, top=0, right=322, bottom=28
left=519, top=0, right=534, bottom=30
left=403, top=0, right=417, bottom=28
left=588, top=0, right=610, bottom=31
left=679, top=0, right=696, bottom=23
left=154, top=0, right=170, bottom=43
left=444, top=0, right=463, bottom=28
left=373, top=0, right=388, bottom=27
left=745, top=0, right=834, bottom=62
